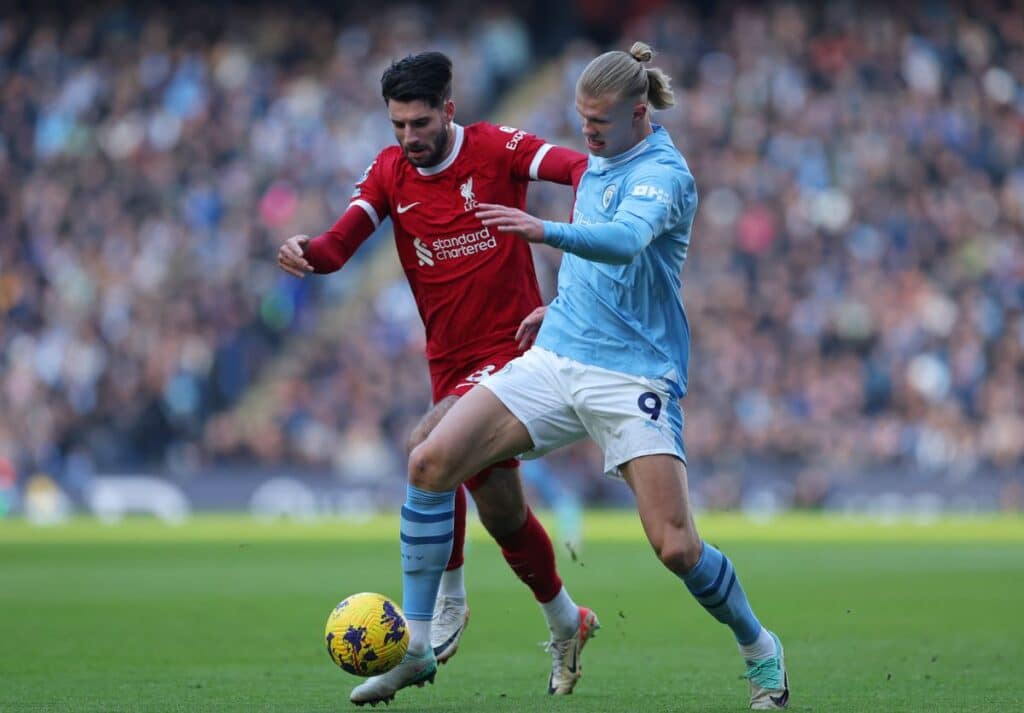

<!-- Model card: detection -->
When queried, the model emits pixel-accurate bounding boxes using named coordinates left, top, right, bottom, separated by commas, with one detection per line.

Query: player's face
left=388, top=99, right=456, bottom=168
left=575, top=91, right=647, bottom=158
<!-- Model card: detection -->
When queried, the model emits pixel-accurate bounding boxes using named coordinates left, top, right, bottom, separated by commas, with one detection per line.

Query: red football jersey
left=350, top=122, right=581, bottom=362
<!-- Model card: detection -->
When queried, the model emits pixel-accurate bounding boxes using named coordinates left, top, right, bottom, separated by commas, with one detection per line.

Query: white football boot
left=349, top=649, right=437, bottom=707
left=430, top=595, right=470, bottom=664
left=744, top=631, right=790, bottom=709
left=545, top=607, right=600, bottom=695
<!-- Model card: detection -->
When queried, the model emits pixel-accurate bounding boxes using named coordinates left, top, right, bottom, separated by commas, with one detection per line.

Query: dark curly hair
left=381, top=52, right=453, bottom=108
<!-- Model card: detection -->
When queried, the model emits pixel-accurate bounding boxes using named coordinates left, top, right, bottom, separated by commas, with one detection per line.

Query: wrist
left=541, top=220, right=563, bottom=247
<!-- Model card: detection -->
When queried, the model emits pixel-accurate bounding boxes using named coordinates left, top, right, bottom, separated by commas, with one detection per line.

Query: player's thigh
left=433, top=352, right=525, bottom=484
left=412, top=384, right=534, bottom=489
left=479, top=347, right=588, bottom=460
left=469, top=466, right=527, bottom=538
left=406, top=395, right=459, bottom=453
left=622, top=454, right=702, bottom=570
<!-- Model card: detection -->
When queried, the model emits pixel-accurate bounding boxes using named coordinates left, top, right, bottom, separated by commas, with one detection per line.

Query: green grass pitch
left=2, top=512, right=1022, bottom=712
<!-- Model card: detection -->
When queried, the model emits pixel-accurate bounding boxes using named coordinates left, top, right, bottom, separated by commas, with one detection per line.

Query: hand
left=515, top=305, right=547, bottom=350
left=277, top=234, right=313, bottom=277
left=476, top=203, right=545, bottom=243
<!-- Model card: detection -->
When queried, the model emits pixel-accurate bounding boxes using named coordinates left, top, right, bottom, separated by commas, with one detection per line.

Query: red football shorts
left=429, top=349, right=521, bottom=489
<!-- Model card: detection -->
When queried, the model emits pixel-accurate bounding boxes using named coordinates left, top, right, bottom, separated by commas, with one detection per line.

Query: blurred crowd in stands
left=1, top=2, right=1022, bottom=506
left=523, top=2, right=1024, bottom=493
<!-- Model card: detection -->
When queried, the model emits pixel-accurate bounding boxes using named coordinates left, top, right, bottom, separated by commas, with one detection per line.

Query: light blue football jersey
left=536, top=124, right=697, bottom=395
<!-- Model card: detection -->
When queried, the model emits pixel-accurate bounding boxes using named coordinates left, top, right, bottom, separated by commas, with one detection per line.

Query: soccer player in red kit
left=277, top=52, right=599, bottom=705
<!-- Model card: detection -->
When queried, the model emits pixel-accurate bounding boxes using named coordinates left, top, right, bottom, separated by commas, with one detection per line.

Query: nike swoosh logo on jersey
left=396, top=202, right=420, bottom=214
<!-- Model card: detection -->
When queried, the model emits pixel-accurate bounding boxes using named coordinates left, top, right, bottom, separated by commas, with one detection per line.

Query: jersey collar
left=416, top=123, right=465, bottom=176
left=590, top=124, right=663, bottom=172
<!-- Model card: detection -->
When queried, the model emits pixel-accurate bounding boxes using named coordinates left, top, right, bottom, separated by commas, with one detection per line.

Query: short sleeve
left=349, top=153, right=391, bottom=228
left=491, top=124, right=556, bottom=182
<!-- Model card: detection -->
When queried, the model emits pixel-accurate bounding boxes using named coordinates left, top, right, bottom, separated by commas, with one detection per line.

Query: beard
left=403, top=122, right=450, bottom=168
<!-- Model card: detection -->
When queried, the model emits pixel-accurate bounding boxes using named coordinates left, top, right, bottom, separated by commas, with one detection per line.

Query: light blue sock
left=401, top=485, right=457, bottom=623
left=682, top=542, right=762, bottom=645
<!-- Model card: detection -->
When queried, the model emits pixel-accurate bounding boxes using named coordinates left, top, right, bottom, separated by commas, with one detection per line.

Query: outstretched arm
left=476, top=203, right=654, bottom=265
left=476, top=203, right=545, bottom=242
left=278, top=205, right=377, bottom=277
left=541, top=214, right=654, bottom=264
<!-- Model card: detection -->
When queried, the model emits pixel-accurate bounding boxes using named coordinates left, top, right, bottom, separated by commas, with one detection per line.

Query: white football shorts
left=479, top=347, right=686, bottom=478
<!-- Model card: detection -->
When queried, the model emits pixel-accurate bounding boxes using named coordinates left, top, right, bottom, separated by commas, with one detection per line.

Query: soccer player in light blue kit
left=358, top=42, right=790, bottom=709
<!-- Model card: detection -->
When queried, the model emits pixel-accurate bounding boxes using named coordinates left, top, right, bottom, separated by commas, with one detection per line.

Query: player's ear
left=632, top=102, right=648, bottom=123
left=443, top=99, right=456, bottom=123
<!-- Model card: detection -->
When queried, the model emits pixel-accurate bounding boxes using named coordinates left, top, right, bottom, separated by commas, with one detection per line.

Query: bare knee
left=652, top=524, right=702, bottom=576
left=408, top=441, right=454, bottom=490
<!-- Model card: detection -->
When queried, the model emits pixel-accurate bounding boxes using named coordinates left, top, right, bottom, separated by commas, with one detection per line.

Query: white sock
left=738, top=627, right=776, bottom=661
left=439, top=566, right=466, bottom=599
left=407, top=619, right=432, bottom=655
left=540, top=586, right=579, bottom=640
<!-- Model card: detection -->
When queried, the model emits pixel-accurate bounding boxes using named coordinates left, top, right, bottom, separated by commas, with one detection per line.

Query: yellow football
left=325, top=592, right=410, bottom=676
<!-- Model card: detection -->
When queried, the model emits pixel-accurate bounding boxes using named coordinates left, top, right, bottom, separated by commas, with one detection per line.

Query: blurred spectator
left=2, top=2, right=1022, bottom=504
left=521, top=2, right=1024, bottom=482
left=0, top=2, right=533, bottom=487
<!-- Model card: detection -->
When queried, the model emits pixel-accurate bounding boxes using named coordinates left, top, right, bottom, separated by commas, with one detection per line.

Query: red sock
left=496, top=507, right=563, bottom=603
left=445, top=484, right=467, bottom=571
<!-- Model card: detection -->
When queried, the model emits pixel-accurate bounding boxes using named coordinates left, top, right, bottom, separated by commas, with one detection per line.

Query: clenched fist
left=278, top=234, right=313, bottom=277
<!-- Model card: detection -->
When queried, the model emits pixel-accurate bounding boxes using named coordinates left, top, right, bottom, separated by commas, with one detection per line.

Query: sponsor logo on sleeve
left=631, top=183, right=671, bottom=203
left=500, top=125, right=527, bottom=150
